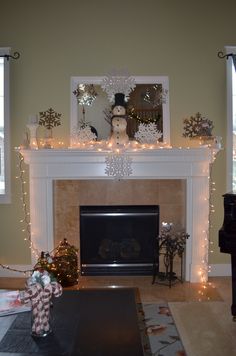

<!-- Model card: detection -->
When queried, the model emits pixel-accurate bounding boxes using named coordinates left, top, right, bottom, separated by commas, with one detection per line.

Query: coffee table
left=0, top=288, right=144, bottom=356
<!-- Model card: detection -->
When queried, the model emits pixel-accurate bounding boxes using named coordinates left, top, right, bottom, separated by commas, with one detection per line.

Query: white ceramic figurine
left=110, top=93, right=129, bottom=146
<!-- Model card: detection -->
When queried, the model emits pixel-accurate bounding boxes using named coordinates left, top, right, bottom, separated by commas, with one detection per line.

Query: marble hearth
left=20, top=147, right=218, bottom=283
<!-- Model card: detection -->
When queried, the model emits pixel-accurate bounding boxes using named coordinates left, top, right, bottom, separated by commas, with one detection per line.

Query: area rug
left=138, top=303, right=186, bottom=356
left=169, top=301, right=236, bottom=356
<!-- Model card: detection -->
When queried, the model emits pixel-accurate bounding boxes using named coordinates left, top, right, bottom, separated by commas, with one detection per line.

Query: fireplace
left=19, top=147, right=219, bottom=282
left=80, top=205, right=159, bottom=275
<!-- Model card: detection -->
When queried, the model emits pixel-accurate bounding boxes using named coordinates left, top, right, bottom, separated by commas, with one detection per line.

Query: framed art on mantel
left=70, top=76, right=170, bottom=145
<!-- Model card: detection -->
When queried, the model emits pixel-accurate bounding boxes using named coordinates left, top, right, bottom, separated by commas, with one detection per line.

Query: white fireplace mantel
left=20, top=146, right=218, bottom=283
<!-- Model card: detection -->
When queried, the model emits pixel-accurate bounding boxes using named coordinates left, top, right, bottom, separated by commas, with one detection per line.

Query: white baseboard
left=208, top=263, right=232, bottom=277
left=0, top=265, right=32, bottom=277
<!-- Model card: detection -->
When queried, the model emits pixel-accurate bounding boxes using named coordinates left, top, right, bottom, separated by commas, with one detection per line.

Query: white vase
left=27, top=123, right=38, bottom=149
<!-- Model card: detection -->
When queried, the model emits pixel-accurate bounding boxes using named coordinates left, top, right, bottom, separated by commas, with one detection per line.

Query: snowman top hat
left=113, top=93, right=127, bottom=108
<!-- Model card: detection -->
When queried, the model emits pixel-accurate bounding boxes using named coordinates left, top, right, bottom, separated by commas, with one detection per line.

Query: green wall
left=0, top=0, right=235, bottom=266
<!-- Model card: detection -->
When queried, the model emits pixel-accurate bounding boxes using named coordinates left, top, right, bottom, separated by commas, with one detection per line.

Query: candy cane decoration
left=22, top=281, right=62, bottom=336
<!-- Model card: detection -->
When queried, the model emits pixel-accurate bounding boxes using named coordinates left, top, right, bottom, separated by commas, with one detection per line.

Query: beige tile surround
left=53, top=179, right=186, bottom=272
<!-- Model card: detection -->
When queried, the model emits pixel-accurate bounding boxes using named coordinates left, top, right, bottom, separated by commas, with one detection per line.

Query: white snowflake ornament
left=101, top=70, right=136, bottom=103
left=77, top=125, right=96, bottom=143
left=134, top=123, right=162, bottom=144
left=105, top=153, right=133, bottom=178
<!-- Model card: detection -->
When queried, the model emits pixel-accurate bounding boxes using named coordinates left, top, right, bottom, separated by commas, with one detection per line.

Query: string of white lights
left=198, top=150, right=218, bottom=300
left=16, top=151, right=40, bottom=260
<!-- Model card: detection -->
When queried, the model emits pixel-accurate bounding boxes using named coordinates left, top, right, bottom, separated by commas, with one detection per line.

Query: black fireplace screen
left=80, top=205, right=159, bottom=275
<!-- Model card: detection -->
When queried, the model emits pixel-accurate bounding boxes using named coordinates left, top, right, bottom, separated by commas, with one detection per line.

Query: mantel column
left=29, top=175, right=54, bottom=265
left=186, top=175, right=210, bottom=282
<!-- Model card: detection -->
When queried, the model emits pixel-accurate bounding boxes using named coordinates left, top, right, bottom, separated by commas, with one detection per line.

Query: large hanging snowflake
left=105, top=153, right=133, bottom=178
left=101, top=70, right=136, bottom=103
left=134, top=122, right=162, bottom=144
left=77, top=125, right=96, bottom=143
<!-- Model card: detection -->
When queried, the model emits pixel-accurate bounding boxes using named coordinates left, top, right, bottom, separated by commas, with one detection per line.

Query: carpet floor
left=169, top=301, right=236, bottom=356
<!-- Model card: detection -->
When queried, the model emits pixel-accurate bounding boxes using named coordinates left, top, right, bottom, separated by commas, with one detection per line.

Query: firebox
left=80, top=205, right=159, bottom=275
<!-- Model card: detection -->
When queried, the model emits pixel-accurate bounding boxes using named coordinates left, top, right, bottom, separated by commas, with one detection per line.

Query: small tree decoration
left=73, top=84, right=97, bottom=127
left=143, top=84, right=168, bottom=107
left=39, top=108, right=62, bottom=148
left=157, top=222, right=189, bottom=287
left=183, top=112, right=214, bottom=138
left=53, top=238, right=79, bottom=287
left=159, top=222, right=189, bottom=257
left=134, top=122, right=162, bottom=144
left=103, top=106, right=113, bottom=126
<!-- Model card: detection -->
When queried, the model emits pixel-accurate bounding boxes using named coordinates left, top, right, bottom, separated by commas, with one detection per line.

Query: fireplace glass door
left=80, top=205, right=159, bottom=275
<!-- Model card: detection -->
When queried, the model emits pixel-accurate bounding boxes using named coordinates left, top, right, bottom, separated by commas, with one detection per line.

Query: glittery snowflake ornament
left=183, top=112, right=214, bottom=138
left=134, top=123, right=162, bottom=144
left=101, top=70, right=136, bottom=103
left=39, top=108, right=61, bottom=129
left=105, top=153, right=133, bottom=178
left=77, top=125, right=96, bottom=143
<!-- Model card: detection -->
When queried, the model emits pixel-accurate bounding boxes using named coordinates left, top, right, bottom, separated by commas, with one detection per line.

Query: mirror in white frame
left=70, top=76, right=170, bottom=146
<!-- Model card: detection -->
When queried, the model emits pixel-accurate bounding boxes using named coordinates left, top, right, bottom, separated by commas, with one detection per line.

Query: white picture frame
left=70, top=76, right=170, bottom=145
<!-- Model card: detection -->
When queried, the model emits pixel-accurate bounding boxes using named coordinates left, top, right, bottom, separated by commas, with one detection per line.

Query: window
left=0, top=48, right=10, bottom=203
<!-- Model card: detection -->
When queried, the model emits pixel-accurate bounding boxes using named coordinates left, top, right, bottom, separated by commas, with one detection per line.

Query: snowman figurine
left=110, top=93, right=129, bottom=147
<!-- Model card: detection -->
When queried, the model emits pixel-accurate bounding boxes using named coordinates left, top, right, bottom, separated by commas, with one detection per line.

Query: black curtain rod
left=218, top=50, right=236, bottom=71
left=218, top=51, right=234, bottom=60
left=0, top=51, right=20, bottom=61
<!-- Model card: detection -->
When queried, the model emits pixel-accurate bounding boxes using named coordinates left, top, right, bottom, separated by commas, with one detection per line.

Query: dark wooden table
left=0, top=288, right=144, bottom=356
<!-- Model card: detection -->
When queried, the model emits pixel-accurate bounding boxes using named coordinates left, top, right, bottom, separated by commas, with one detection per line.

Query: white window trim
left=0, top=47, right=11, bottom=203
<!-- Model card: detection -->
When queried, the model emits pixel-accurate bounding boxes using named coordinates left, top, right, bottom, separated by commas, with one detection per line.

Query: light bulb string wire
left=198, top=161, right=215, bottom=298
left=17, top=152, right=39, bottom=257
left=0, top=152, right=40, bottom=275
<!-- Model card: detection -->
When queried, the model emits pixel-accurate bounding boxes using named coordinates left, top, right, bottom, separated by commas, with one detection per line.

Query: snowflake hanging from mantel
left=134, top=122, right=162, bottom=144
left=105, top=153, right=133, bottom=178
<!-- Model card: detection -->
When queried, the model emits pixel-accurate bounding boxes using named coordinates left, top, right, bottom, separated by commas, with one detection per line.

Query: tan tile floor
left=0, top=276, right=229, bottom=303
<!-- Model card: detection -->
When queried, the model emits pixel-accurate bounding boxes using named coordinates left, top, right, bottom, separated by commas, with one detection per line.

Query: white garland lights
left=197, top=151, right=217, bottom=301
left=0, top=152, right=40, bottom=276
left=16, top=152, right=40, bottom=260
